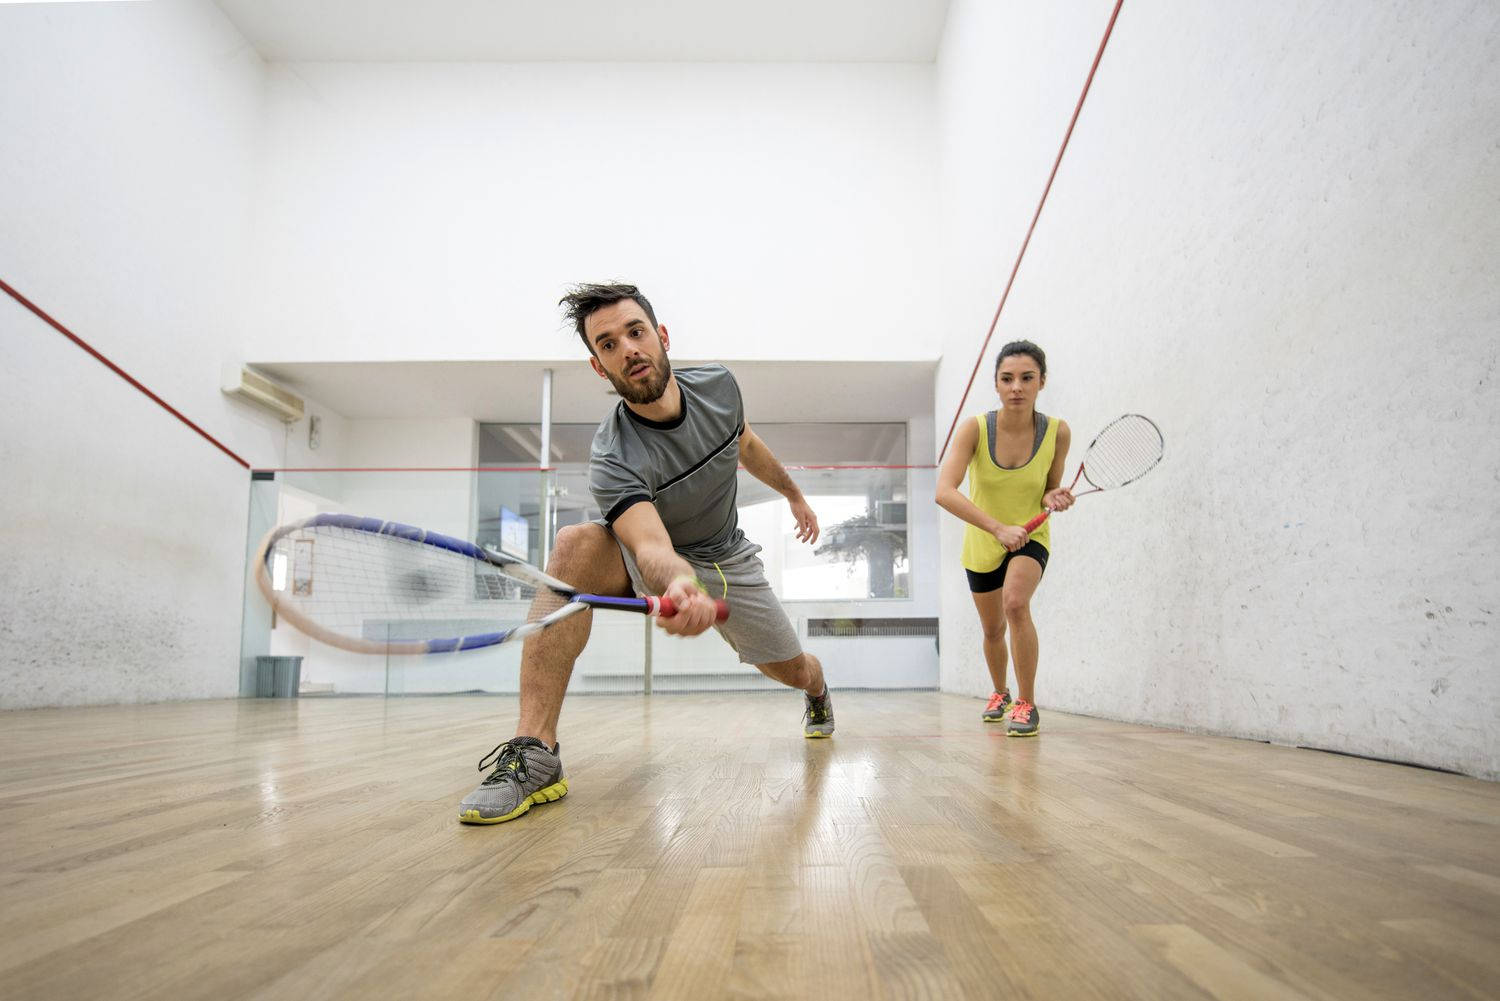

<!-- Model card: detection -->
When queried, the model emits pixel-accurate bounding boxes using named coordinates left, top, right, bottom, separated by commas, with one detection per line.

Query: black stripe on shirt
left=604, top=494, right=653, bottom=526
left=654, top=425, right=742, bottom=494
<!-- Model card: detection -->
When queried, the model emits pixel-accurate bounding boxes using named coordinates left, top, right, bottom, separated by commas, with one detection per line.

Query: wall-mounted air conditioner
left=221, top=365, right=304, bottom=422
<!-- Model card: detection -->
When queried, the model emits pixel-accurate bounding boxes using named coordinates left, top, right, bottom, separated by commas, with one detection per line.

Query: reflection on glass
left=497, top=506, right=529, bottom=558
left=474, top=420, right=911, bottom=597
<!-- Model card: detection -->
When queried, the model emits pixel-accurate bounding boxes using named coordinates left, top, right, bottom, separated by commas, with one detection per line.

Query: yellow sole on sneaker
left=458, top=777, right=569, bottom=824
left=1005, top=729, right=1039, bottom=738
left=804, top=731, right=832, bottom=739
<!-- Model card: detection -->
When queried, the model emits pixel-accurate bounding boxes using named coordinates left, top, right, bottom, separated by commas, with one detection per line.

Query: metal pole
left=643, top=616, right=652, bottom=696
left=538, top=368, right=554, bottom=569
left=539, top=368, right=553, bottom=468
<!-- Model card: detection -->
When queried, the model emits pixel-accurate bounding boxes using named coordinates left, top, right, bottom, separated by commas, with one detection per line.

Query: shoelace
left=986, top=691, right=1010, bottom=712
left=1009, top=699, right=1034, bottom=722
left=805, top=693, right=830, bottom=723
left=476, top=740, right=531, bottom=787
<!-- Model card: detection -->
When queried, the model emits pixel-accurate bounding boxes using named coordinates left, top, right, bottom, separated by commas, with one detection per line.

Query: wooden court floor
left=1, top=691, right=1497, bottom=1001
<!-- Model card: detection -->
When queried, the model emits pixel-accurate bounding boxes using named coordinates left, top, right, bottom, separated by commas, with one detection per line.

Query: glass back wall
left=246, top=421, right=935, bottom=696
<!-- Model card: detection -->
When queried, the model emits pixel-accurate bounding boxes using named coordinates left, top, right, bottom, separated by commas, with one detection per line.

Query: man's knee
left=550, top=522, right=620, bottom=564
left=548, top=523, right=626, bottom=589
left=552, top=522, right=605, bottom=556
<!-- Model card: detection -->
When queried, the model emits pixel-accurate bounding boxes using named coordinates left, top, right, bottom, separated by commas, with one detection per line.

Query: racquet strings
left=1081, top=414, right=1164, bottom=490
left=264, top=523, right=570, bottom=645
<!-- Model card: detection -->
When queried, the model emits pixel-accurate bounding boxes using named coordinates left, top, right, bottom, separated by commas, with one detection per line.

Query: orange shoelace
left=985, top=691, right=1009, bottom=712
left=1008, top=699, right=1034, bottom=721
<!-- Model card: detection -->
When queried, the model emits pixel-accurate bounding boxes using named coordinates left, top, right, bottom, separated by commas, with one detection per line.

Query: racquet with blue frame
left=254, top=513, right=727, bottom=655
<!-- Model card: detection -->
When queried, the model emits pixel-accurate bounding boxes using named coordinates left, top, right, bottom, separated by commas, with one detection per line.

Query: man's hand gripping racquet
left=1023, top=414, right=1164, bottom=532
left=254, top=514, right=728, bottom=655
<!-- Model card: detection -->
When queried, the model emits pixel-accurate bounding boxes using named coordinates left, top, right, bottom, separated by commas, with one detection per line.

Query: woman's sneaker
left=983, top=689, right=1012, bottom=723
left=1006, top=699, right=1039, bottom=737
left=458, top=737, right=568, bottom=824
left=803, top=688, right=835, bottom=738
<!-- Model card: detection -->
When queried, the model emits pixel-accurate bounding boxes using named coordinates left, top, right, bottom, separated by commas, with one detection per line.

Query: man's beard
left=607, top=354, right=672, bottom=405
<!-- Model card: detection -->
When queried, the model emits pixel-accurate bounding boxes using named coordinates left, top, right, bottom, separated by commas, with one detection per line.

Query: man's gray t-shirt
left=590, top=364, right=749, bottom=563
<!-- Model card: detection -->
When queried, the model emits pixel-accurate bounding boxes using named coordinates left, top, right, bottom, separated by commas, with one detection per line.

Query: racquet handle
left=1022, top=509, right=1052, bottom=533
left=653, top=596, right=731, bottom=622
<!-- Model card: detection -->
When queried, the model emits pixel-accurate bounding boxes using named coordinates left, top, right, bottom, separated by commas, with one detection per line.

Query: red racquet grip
left=654, top=596, right=730, bottom=622
left=1022, top=509, right=1052, bottom=533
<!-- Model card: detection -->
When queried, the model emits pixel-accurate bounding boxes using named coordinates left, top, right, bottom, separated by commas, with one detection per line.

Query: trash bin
left=255, top=655, right=303, bottom=698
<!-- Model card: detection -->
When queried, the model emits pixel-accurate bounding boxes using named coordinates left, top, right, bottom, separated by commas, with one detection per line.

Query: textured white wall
left=934, top=0, right=1500, bottom=777
left=0, top=0, right=272, bottom=707
left=251, top=61, right=940, bottom=364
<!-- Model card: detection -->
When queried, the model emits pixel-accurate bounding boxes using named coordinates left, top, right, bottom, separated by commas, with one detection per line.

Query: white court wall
left=934, top=1, right=1500, bottom=777
left=251, top=61, right=940, bottom=364
left=0, top=1, right=282, bottom=707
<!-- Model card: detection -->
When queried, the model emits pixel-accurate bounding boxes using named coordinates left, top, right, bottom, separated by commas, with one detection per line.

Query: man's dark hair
left=995, top=339, right=1047, bottom=379
left=559, top=283, right=658, bottom=352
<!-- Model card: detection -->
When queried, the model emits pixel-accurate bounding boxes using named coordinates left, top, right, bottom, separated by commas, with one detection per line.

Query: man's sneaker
left=803, top=688, right=835, bottom=738
left=1006, top=699, right=1040, bottom=738
left=458, top=737, right=568, bottom=824
left=983, top=689, right=1013, bottom=723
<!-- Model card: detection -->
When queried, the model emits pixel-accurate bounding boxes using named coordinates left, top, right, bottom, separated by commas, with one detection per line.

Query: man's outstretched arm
left=611, top=501, right=720, bottom=635
left=739, top=422, right=819, bottom=544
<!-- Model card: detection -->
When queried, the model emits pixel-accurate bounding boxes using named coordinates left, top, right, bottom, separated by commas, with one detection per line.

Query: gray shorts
left=610, top=532, right=804, bottom=667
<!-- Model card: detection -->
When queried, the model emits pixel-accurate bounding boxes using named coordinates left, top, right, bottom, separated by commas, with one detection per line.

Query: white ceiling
left=255, top=358, right=936, bottom=425
left=214, top=0, right=952, bottom=63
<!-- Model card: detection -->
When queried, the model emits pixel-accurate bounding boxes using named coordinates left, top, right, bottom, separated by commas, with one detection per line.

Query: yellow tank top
left=961, top=412, right=1056, bottom=572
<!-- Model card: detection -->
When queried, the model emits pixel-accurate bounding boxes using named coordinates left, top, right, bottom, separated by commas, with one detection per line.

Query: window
left=743, top=423, right=909, bottom=600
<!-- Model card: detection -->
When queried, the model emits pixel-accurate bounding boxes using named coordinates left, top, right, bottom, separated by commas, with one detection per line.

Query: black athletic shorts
left=964, top=540, right=1049, bottom=593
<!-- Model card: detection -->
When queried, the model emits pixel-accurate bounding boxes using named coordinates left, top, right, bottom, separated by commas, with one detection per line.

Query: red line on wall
left=2, top=277, right=251, bottom=469
left=260, top=467, right=554, bottom=474
left=254, top=464, right=938, bottom=474
left=937, top=0, right=1126, bottom=464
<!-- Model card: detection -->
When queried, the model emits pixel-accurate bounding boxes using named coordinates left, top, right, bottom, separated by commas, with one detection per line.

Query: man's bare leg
left=516, top=523, right=632, bottom=746
left=459, top=523, right=631, bottom=824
